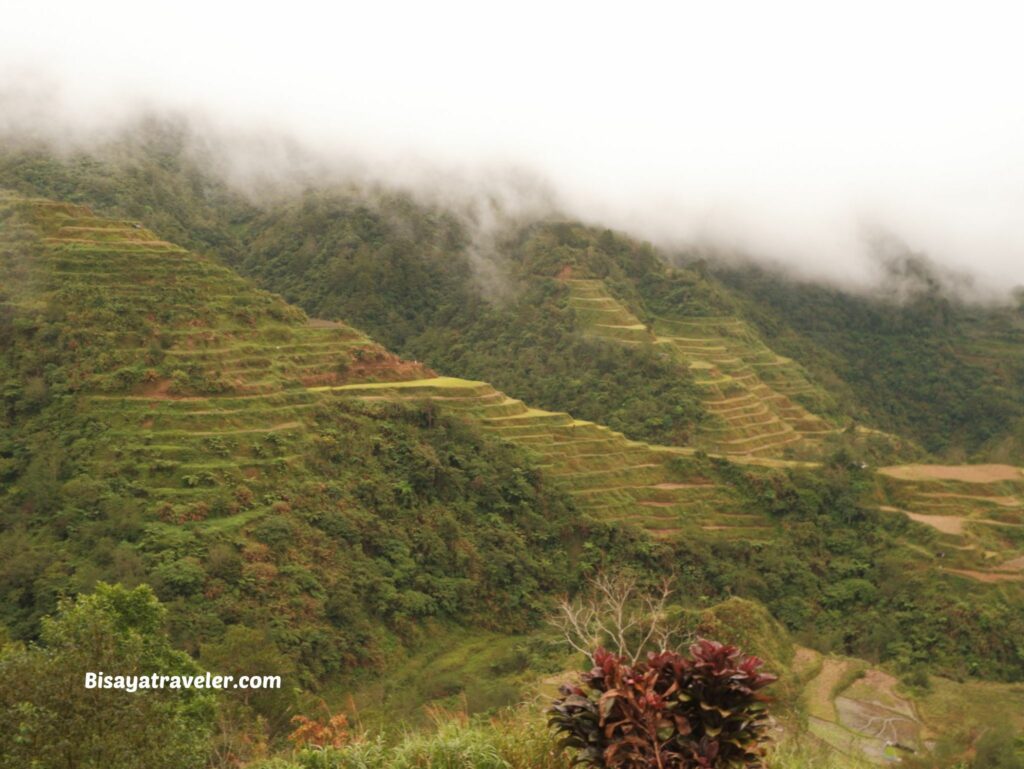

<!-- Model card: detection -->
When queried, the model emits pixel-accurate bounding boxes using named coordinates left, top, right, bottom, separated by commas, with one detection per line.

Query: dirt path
left=919, top=492, right=1021, bottom=506
left=879, top=506, right=966, bottom=535
left=996, top=556, right=1024, bottom=571
left=944, top=568, right=1024, bottom=583
left=879, top=464, right=1024, bottom=483
left=907, top=512, right=966, bottom=535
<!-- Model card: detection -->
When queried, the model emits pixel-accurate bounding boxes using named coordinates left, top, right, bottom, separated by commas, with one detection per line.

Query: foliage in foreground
left=0, top=583, right=213, bottom=769
left=549, top=640, right=776, bottom=769
left=251, top=712, right=882, bottom=769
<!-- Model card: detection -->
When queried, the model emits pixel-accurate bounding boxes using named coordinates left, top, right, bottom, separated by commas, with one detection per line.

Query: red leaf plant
left=548, top=639, right=776, bottom=769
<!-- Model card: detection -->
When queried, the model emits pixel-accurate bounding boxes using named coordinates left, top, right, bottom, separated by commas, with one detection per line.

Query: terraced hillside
left=320, top=377, right=778, bottom=543
left=0, top=196, right=438, bottom=525
left=795, top=646, right=1024, bottom=764
left=0, top=192, right=799, bottom=598
left=563, top=278, right=837, bottom=457
left=0, top=194, right=609, bottom=664
left=874, top=464, right=1024, bottom=583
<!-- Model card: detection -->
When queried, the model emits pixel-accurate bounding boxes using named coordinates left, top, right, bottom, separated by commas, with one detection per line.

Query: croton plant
left=548, top=639, right=777, bottom=769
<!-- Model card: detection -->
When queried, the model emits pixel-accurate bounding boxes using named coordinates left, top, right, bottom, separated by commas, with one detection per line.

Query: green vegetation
left=0, top=583, right=213, bottom=769
left=4, top=580, right=1022, bottom=768
left=241, top=201, right=712, bottom=449
left=4, top=122, right=1023, bottom=465
left=2, top=124, right=1024, bottom=766
left=0, top=196, right=600, bottom=692
left=714, top=263, right=1024, bottom=459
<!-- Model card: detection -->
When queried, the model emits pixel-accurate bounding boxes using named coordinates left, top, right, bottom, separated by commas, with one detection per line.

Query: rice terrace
left=4, top=10, right=1024, bottom=766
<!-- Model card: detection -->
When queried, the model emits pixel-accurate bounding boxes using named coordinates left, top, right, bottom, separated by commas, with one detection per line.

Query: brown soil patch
left=138, top=378, right=175, bottom=398
left=878, top=464, right=1024, bottom=483
left=879, top=506, right=966, bottom=535
left=996, top=556, right=1024, bottom=572
left=647, top=528, right=681, bottom=538
left=847, top=670, right=917, bottom=717
left=638, top=501, right=676, bottom=507
left=906, top=512, right=966, bottom=536
left=556, top=265, right=575, bottom=279
left=302, top=355, right=435, bottom=387
left=919, top=492, right=1020, bottom=506
left=835, top=697, right=920, bottom=746
left=299, top=372, right=346, bottom=387
left=348, top=354, right=435, bottom=383
left=944, top=568, right=1024, bottom=583
left=651, top=482, right=714, bottom=489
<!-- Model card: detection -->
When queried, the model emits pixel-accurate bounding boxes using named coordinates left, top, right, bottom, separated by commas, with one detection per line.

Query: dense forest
left=715, top=264, right=1024, bottom=457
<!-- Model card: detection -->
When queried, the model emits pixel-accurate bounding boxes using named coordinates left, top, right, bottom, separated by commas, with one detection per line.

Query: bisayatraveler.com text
left=84, top=672, right=281, bottom=692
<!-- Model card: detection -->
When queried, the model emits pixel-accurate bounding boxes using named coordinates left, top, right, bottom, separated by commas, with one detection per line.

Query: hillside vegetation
left=4, top=123, right=1022, bottom=463
left=716, top=264, right=1024, bottom=458
left=4, top=191, right=1023, bottom=686
left=0, top=194, right=598, bottom=684
left=2, top=124, right=1024, bottom=766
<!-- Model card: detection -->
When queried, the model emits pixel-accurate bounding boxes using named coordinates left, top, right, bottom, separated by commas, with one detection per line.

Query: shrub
left=973, top=724, right=1023, bottom=769
left=152, top=556, right=207, bottom=597
left=548, top=639, right=776, bottom=768
left=0, top=583, right=213, bottom=769
left=289, top=712, right=351, bottom=749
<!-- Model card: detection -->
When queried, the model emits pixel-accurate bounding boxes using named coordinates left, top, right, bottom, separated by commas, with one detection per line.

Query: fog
left=3, top=0, right=1024, bottom=297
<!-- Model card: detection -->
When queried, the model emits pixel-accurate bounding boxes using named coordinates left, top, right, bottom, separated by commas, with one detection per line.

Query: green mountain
left=0, top=193, right=598, bottom=677
left=2, top=124, right=1024, bottom=766
left=714, top=264, right=1024, bottom=459
left=3, top=188, right=1023, bottom=675
left=4, top=123, right=1022, bottom=463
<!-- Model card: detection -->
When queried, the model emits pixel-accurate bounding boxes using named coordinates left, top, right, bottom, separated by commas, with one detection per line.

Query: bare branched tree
left=550, top=571, right=689, bottom=664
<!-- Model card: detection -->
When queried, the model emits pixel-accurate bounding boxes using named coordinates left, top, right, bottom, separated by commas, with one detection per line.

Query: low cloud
left=2, top=1, right=1023, bottom=301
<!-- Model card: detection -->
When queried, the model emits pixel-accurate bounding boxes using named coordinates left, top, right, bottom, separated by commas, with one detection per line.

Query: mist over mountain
left=6, top=6, right=1024, bottom=767
left=4, top=1, right=1024, bottom=298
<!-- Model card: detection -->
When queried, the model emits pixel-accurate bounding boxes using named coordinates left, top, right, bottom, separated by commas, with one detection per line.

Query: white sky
left=3, top=0, right=1024, bottom=293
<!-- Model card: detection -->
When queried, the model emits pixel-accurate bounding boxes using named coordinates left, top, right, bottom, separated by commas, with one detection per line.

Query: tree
left=551, top=571, right=684, bottom=664
left=0, top=582, right=214, bottom=769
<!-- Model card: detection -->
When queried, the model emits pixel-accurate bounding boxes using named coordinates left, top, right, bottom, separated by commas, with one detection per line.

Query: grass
left=250, top=707, right=878, bottom=769
left=873, top=466, right=1024, bottom=582
left=324, top=370, right=775, bottom=542
left=915, top=676, right=1024, bottom=736
left=560, top=278, right=838, bottom=458
left=325, top=627, right=572, bottom=731
left=0, top=195, right=594, bottom=684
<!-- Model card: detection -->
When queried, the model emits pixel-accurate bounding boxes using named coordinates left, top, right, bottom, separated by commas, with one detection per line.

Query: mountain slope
left=1, top=127, right=1006, bottom=462
left=324, top=376, right=779, bottom=543
left=3, top=135, right=1024, bottom=686
left=715, top=263, right=1024, bottom=459
left=563, top=274, right=836, bottom=456
left=0, top=193, right=592, bottom=677
left=241, top=208, right=879, bottom=460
